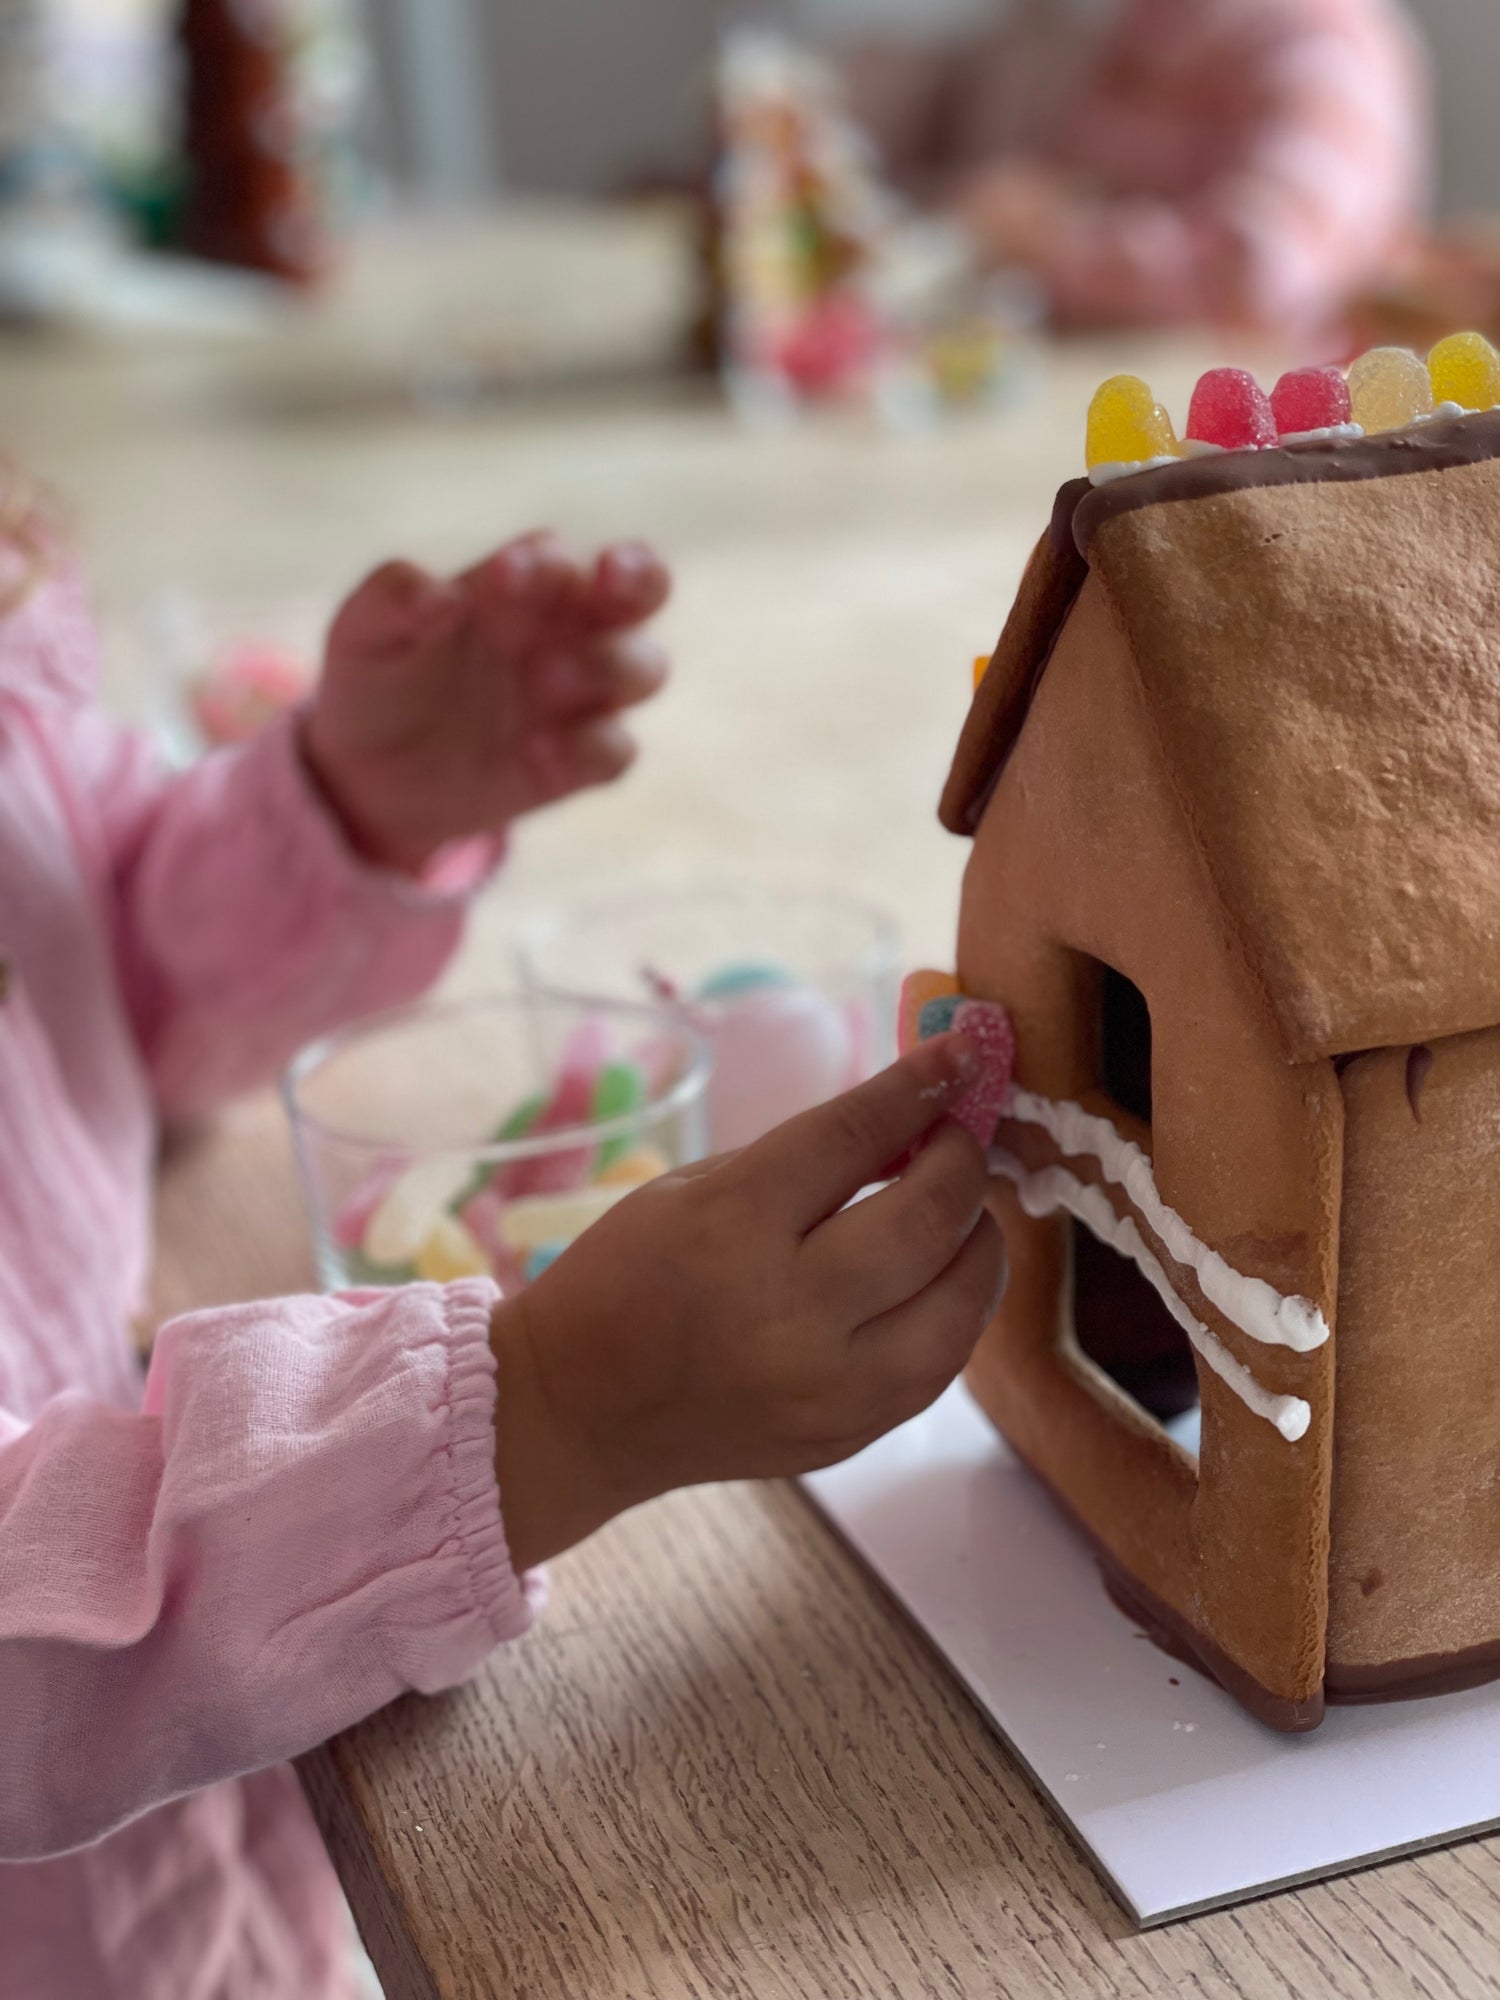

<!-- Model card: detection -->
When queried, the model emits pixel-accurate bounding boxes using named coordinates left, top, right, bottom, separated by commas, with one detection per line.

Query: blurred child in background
left=802, top=0, right=1430, bottom=336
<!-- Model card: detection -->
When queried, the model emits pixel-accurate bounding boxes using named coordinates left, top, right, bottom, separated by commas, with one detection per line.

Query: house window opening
left=1070, top=1222, right=1200, bottom=1452
left=1070, top=958, right=1199, bottom=1454
left=1101, top=964, right=1152, bottom=1125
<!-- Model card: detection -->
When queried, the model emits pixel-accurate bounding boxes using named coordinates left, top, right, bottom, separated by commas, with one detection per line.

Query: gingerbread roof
left=942, top=413, right=1500, bottom=1063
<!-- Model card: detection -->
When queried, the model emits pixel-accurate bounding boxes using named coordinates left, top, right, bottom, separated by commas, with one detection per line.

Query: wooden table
left=20, top=206, right=1500, bottom=1997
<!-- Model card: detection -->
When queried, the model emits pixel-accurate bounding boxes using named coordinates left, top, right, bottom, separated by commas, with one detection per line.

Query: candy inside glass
left=516, top=881, right=901, bottom=1151
left=284, top=993, right=712, bottom=1293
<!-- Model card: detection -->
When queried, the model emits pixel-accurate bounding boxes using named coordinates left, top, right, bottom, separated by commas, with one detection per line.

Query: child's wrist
left=488, top=1296, right=635, bottom=1570
left=298, top=721, right=434, bottom=876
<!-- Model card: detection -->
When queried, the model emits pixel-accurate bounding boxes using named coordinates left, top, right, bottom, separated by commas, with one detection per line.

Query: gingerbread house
left=936, top=388, right=1500, bottom=1730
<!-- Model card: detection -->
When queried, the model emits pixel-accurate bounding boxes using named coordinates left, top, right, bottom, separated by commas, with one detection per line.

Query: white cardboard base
left=802, top=1383, right=1500, bottom=1926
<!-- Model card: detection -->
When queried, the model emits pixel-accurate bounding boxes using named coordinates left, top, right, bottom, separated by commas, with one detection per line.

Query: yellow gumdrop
left=1428, top=330, right=1500, bottom=411
left=1085, top=375, right=1178, bottom=471
left=414, top=1214, right=492, bottom=1283
left=597, top=1145, right=671, bottom=1189
left=973, top=652, right=991, bottom=691
left=1347, top=347, right=1434, bottom=433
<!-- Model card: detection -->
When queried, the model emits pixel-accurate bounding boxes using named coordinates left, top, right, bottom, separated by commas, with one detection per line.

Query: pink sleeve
left=1034, top=3, right=1429, bottom=330
left=0, top=1277, right=538, bottom=1862
left=49, top=702, right=501, bottom=1118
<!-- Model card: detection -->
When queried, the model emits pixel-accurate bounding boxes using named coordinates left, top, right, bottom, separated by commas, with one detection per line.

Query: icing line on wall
left=1005, top=1090, right=1329, bottom=1354
left=989, top=1150, right=1312, bottom=1443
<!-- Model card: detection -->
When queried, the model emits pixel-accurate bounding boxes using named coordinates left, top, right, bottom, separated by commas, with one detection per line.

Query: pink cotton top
left=0, top=563, right=537, bottom=1999
left=850, top=0, right=1429, bottom=330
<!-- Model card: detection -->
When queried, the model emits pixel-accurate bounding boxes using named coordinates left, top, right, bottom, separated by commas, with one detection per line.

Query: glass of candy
left=284, top=993, right=712, bottom=1293
left=515, top=881, right=901, bottom=1152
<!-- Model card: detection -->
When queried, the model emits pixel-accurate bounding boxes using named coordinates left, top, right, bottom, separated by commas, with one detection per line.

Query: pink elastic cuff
left=435, top=1278, right=544, bottom=1646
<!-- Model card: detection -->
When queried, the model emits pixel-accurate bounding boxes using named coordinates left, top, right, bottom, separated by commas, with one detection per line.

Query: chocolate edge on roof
left=943, top=408, right=1500, bottom=844
left=1070, top=407, right=1500, bottom=555
left=940, top=409, right=1500, bottom=1062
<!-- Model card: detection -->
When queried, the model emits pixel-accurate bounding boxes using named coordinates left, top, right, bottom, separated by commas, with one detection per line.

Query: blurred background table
left=21, top=203, right=1500, bottom=1998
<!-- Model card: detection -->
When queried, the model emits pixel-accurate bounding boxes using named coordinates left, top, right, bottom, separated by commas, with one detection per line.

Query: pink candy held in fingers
left=1270, top=365, right=1351, bottom=439
left=1185, top=368, right=1276, bottom=451
left=949, top=1000, right=1017, bottom=1147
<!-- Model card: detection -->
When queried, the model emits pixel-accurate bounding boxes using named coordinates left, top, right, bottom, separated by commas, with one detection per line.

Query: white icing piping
left=1279, top=421, right=1365, bottom=445
left=990, top=1149, right=1312, bottom=1444
left=1006, top=1090, right=1329, bottom=1354
left=1087, top=454, right=1180, bottom=488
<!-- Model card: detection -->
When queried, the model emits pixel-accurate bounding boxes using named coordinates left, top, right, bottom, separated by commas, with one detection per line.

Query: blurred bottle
left=175, top=0, right=367, bottom=284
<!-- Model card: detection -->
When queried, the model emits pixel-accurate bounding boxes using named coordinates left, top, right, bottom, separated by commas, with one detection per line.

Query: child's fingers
left=523, top=714, right=638, bottom=802
left=588, top=541, right=672, bottom=626
left=856, top=1209, right=1007, bottom=1417
left=328, top=559, right=462, bottom=660
left=801, top=1121, right=991, bottom=1325
left=466, top=531, right=589, bottom=618
left=530, top=631, right=669, bottom=719
left=739, top=1035, right=982, bottom=1233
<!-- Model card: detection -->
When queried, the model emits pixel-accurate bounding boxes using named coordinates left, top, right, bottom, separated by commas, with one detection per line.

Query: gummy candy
left=973, top=652, right=992, bottom=691
left=524, top=1244, right=567, bottom=1282
left=1347, top=347, right=1433, bottom=433
left=596, top=1145, right=672, bottom=1187
left=363, top=1157, right=476, bottom=1268
left=1428, top=330, right=1500, bottom=412
left=503, top=1019, right=611, bottom=1198
left=1085, top=375, right=1178, bottom=472
left=592, top=1058, right=648, bottom=1168
left=499, top=1182, right=632, bottom=1255
left=899, top=969, right=961, bottom=1055
left=1185, top=369, right=1276, bottom=451
left=949, top=998, right=1017, bottom=1147
left=918, top=995, right=963, bottom=1042
left=190, top=642, right=310, bottom=749
left=414, top=1214, right=491, bottom=1284
left=496, top=1092, right=547, bottom=1143
left=1270, top=366, right=1351, bottom=439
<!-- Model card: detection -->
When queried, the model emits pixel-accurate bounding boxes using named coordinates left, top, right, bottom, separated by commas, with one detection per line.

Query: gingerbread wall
left=958, top=574, right=1341, bottom=1722
left=1328, top=1030, right=1500, bottom=1691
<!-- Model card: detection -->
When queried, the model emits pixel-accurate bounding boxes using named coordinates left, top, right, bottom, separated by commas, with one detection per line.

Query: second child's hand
left=491, top=1032, right=1006, bottom=1571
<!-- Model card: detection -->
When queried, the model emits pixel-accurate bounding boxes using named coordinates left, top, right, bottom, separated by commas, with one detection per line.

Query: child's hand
left=490, top=1034, right=1006, bottom=1570
left=303, top=532, right=670, bottom=873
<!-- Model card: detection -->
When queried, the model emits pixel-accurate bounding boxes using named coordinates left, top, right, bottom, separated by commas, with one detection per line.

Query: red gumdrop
left=1185, top=367, right=1277, bottom=450
left=1270, top=365, right=1352, bottom=438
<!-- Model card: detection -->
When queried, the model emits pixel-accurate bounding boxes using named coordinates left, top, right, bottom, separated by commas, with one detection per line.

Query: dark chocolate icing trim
left=1326, top=1640, right=1500, bottom=1706
left=1049, top=475, right=1093, bottom=557
left=1070, top=410, right=1500, bottom=556
left=1099, top=1553, right=1326, bottom=1733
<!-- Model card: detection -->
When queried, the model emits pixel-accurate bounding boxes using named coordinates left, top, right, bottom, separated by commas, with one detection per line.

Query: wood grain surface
left=23, top=206, right=1500, bottom=1997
